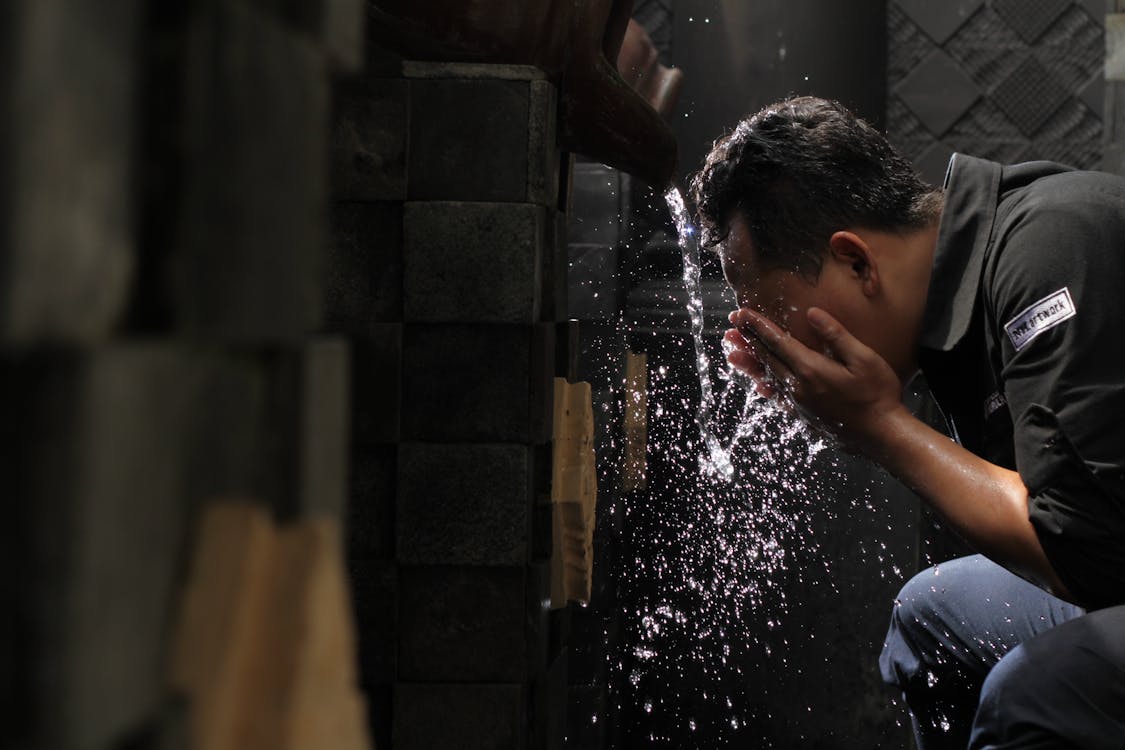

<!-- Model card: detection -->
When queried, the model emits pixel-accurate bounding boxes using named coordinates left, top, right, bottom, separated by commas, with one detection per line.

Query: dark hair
left=689, top=96, right=941, bottom=280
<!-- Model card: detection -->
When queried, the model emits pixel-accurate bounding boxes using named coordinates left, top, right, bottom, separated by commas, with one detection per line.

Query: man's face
left=720, top=214, right=852, bottom=354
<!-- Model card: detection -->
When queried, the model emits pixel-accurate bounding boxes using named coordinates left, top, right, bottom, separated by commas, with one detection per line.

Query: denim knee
left=880, top=569, right=940, bottom=689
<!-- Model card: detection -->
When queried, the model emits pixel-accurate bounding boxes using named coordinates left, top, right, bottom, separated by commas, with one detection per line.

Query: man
left=691, top=96, right=1125, bottom=748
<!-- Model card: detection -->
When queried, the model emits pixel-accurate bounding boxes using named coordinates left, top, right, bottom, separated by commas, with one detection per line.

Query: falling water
left=612, top=186, right=856, bottom=744
left=664, top=186, right=736, bottom=480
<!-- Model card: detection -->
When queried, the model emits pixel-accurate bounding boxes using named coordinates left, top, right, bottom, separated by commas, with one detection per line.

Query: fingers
left=723, top=328, right=781, bottom=398
left=730, top=308, right=816, bottom=381
left=806, top=307, right=869, bottom=366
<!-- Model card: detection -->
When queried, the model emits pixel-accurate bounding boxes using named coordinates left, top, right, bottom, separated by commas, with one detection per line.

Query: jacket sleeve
left=988, top=193, right=1125, bottom=609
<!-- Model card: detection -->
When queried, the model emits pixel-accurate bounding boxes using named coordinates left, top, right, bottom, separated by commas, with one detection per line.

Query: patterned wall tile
left=992, top=55, right=1072, bottom=136
left=894, top=50, right=981, bottom=136
left=1080, top=72, right=1106, bottom=117
left=894, top=0, right=984, bottom=44
left=1079, top=0, right=1108, bottom=23
left=1036, top=6, right=1104, bottom=90
left=888, top=2, right=939, bottom=87
left=944, top=9, right=1026, bottom=89
left=993, top=0, right=1072, bottom=42
left=888, top=0, right=1104, bottom=172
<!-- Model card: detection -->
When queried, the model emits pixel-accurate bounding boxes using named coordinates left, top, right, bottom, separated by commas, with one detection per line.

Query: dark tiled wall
left=888, top=0, right=1106, bottom=183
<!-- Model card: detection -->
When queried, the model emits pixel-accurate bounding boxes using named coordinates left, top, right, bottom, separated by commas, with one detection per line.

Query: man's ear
left=829, top=230, right=879, bottom=296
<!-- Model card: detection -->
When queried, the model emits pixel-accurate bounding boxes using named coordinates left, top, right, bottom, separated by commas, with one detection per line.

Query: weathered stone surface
left=407, top=77, right=534, bottom=202
left=403, top=201, right=545, bottom=323
left=328, top=202, right=403, bottom=331
left=401, top=324, right=531, bottom=442
left=397, top=565, right=527, bottom=681
left=332, top=79, right=406, bottom=201
left=1, top=0, right=140, bottom=344
left=396, top=443, right=531, bottom=565
left=349, top=323, right=400, bottom=446
left=173, top=2, right=327, bottom=341
left=394, top=683, right=526, bottom=750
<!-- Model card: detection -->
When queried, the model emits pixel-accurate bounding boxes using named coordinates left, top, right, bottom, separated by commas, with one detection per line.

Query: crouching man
left=692, top=96, right=1125, bottom=748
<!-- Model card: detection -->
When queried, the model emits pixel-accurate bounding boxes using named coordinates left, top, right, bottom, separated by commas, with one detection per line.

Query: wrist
left=852, top=401, right=914, bottom=461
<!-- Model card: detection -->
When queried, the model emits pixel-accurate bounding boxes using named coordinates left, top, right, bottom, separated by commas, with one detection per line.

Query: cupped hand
left=725, top=307, right=906, bottom=449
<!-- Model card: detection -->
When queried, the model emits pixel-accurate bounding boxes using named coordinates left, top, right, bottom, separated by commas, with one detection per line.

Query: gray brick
left=407, top=72, right=556, bottom=204
left=328, top=202, right=403, bottom=331
left=331, top=79, right=407, bottom=201
left=403, top=202, right=545, bottom=323
left=172, top=2, right=327, bottom=341
left=398, top=565, right=528, bottom=681
left=403, top=324, right=555, bottom=443
left=1, top=0, right=141, bottom=344
left=397, top=443, right=531, bottom=565
left=395, top=683, right=526, bottom=750
left=350, top=323, right=400, bottom=446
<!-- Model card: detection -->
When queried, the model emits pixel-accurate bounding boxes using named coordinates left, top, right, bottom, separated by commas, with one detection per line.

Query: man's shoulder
left=1003, top=167, right=1125, bottom=215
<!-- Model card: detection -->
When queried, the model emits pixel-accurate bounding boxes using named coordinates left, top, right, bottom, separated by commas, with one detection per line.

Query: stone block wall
left=2, top=1, right=363, bottom=748
left=330, top=58, right=574, bottom=750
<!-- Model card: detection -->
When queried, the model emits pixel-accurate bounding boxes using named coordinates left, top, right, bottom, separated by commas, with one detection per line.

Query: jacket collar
left=920, top=153, right=1002, bottom=352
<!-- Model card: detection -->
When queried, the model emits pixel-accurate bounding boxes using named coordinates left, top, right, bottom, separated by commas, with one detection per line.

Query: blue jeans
left=879, top=555, right=1125, bottom=749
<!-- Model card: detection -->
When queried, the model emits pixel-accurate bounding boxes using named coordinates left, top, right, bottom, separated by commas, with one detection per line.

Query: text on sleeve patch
left=1003, top=287, right=1076, bottom=352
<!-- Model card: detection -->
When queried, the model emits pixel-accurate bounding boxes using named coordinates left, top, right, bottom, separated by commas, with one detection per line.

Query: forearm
left=861, top=404, right=1073, bottom=600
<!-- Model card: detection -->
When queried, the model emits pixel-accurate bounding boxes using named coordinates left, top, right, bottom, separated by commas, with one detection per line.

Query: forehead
left=719, top=217, right=805, bottom=316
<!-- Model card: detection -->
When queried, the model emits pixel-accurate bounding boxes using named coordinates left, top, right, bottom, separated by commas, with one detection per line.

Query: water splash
left=606, top=188, right=862, bottom=744
left=664, top=186, right=736, bottom=480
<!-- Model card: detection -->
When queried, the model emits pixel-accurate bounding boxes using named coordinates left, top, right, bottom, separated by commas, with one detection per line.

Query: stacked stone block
left=330, top=59, right=572, bottom=750
left=2, top=1, right=361, bottom=748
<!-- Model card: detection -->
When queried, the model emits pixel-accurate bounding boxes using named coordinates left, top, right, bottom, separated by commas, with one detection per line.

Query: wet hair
left=689, top=96, right=942, bottom=280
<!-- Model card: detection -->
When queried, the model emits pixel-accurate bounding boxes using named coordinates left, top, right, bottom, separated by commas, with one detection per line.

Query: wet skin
left=716, top=214, right=906, bottom=439
left=714, top=213, right=1072, bottom=600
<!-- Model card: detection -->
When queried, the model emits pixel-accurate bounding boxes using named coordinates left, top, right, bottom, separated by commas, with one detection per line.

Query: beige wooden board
left=550, top=378, right=599, bottom=608
left=168, top=503, right=371, bottom=750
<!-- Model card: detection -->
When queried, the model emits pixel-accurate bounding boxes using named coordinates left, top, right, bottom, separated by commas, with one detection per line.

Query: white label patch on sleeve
left=1003, top=287, right=1076, bottom=352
